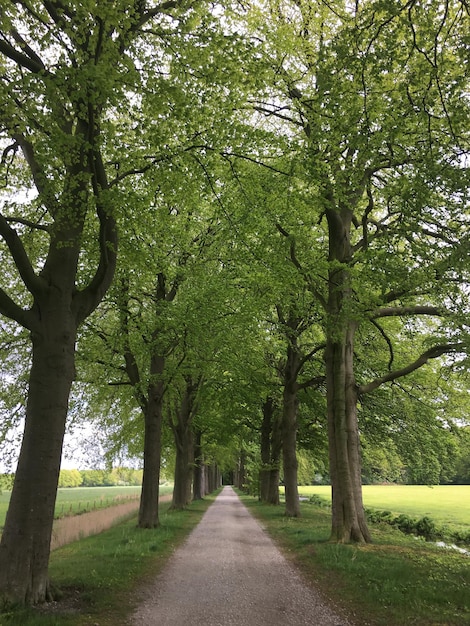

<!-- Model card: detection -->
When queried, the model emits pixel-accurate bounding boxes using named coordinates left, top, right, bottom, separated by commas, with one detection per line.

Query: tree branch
left=372, top=305, right=443, bottom=319
left=0, top=287, right=32, bottom=329
left=358, top=343, right=464, bottom=395
left=0, top=212, right=44, bottom=296
left=0, top=36, right=46, bottom=74
left=371, top=319, right=394, bottom=369
left=13, top=133, right=59, bottom=212
left=5, top=217, right=50, bottom=233
left=74, top=138, right=118, bottom=323
left=276, top=223, right=327, bottom=309
left=297, top=375, right=325, bottom=391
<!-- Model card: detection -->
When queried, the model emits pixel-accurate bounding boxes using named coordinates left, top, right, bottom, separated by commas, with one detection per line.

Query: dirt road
left=130, top=486, right=351, bottom=626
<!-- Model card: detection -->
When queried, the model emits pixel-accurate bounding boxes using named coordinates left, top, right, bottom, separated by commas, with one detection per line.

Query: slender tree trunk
left=238, top=450, right=246, bottom=491
left=205, top=465, right=212, bottom=493
left=0, top=313, right=76, bottom=604
left=260, top=396, right=282, bottom=505
left=193, top=430, right=204, bottom=500
left=171, top=429, right=194, bottom=509
left=268, top=413, right=282, bottom=506
left=138, top=377, right=164, bottom=528
left=326, top=207, right=371, bottom=543
left=170, top=377, right=199, bottom=510
left=260, top=397, right=274, bottom=501
left=282, top=344, right=301, bottom=517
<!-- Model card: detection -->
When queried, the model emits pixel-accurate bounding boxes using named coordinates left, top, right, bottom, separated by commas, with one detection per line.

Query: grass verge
left=242, top=495, right=470, bottom=626
left=0, top=494, right=217, bottom=626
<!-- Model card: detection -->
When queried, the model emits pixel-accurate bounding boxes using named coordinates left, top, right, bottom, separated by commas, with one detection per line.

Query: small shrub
left=415, top=516, right=439, bottom=541
left=309, top=494, right=329, bottom=507
left=393, top=513, right=417, bottom=535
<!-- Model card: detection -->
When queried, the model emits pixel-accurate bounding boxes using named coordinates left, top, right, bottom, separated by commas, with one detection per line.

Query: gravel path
left=130, top=486, right=352, bottom=626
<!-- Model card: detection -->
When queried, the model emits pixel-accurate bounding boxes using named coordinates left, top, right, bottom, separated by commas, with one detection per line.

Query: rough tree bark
left=282, top=342, right=301, bottom=517
left=325, top=207, right=371, bottom=543
left=169, top=377, right=200, bottom=510
left=259, top=396, right=282, bottom=505
left=0, top=310, right=76, bottom=603
left=138, top=370, right=165, bottom=528
left=193, top=430, right=205, bottom=500
left=260, top=397, right=274, bottom=502
left=275, top=304, right=303, bottom=518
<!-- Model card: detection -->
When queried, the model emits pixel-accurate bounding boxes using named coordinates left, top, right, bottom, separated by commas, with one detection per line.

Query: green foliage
left=57, top=470, right=82, bottom=489
left=0, top=474, right=14, bottom=492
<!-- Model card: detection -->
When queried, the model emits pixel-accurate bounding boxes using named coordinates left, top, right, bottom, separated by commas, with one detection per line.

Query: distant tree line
left=0, top=468, right=144, bottom=491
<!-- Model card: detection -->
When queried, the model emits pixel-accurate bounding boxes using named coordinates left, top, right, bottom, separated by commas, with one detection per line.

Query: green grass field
left=295, top=484, right=470, bottom=533
left=0, top=485, right=173, bottom=529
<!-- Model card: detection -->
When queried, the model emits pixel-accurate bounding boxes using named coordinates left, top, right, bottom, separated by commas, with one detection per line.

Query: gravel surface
left=130, top=486, right=352, bottom=626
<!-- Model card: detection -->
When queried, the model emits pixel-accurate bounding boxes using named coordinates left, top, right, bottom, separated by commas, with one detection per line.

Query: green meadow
left=296, top=484, right=470, bottom=533
left=0, top=485, right=174, bottom=529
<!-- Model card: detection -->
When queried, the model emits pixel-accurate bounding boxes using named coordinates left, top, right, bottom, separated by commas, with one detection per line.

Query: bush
left=415, top=516, right=439, bottom=541
left=393, top=513, right=417, bottom=535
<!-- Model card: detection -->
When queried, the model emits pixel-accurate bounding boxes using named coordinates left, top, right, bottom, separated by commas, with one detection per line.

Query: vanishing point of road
left=130, top=486, right=352, bottom=626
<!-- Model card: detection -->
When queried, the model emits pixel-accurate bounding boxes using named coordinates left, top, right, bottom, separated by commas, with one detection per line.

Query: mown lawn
left=296, top=484, right=470, bottom=533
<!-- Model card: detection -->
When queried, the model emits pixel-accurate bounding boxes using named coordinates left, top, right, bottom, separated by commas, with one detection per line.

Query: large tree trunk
left=326, top=207, right=371, bottom=543
left=138, top=376, right=164, bottom=528
left=282, top=344, right=301, bottom=517
left=0, top=311, right=76, bottom=603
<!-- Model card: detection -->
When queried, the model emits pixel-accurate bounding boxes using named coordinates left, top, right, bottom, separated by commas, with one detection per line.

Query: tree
left=0, top=0, right=201, bottom=604
left=245, top=0, right=470, bottom=542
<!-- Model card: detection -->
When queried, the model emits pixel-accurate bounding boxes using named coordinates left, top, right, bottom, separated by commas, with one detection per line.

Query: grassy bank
left=244, top=496, right=470, bottom=626
left=1, top=494, right=217, bottom=626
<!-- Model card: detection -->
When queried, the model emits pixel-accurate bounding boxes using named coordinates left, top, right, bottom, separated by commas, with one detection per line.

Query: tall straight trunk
left=0, top=321, right=76, bottom=604
left=193, top=430, right=204, bottom=500
left=260, top=396, right=282, bottom=505
left=268, top=413, right=282, bottom=506
left=326, top=207, right=371, bottom=543
left=119, top=274, right=169, bottom=529
left=206, top=464, right=219, bottom=493
left=170, top=377, right=199, bottom=510
left=237, top=450, right=246, bottom=491
left=282, top=344, right=301, bottom=517
left=138, top=376, right=164, bottom=528
left=172, top=429, right=194, bottom=509
left=260, top=397, right=274, bottom=502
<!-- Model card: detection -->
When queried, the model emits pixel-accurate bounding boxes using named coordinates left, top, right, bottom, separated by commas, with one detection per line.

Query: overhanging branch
left=372, top=305, right=444, bottom=319
left=358, top=343, right=464, bottom=395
